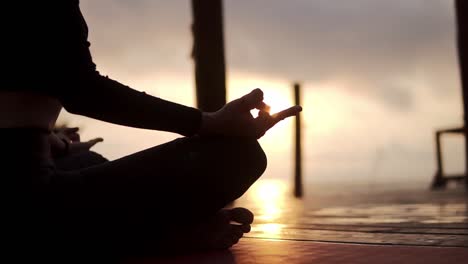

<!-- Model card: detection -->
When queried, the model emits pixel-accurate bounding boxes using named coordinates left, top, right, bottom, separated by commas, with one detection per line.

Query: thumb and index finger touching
left=243, top=88, right=302, bottom=138
left=242, top=88, right=302, bottom=117
left=254, top=105, right=302, bottom=137
left=64, top=127, right=79, bottom=134
left=240, top=88, right=267, bottom=111
left=63, top=127, right=81, bottom=142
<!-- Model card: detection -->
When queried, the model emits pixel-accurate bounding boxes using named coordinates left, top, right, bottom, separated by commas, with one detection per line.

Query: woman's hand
left=50, top=126, right=103, bottom=157
left=199, top=88, right=302, bottom=139
left=69, top=138, right=104, bottom=154
left=56, top=127, right=81, bottom=142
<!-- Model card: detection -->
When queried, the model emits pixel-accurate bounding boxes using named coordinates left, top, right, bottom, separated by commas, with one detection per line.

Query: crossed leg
left=47, top=135, right=267, bottom=256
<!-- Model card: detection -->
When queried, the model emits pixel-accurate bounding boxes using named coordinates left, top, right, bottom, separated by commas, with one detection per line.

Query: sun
left=262, top=89, right=294, bottom=115
left=227, top=73, right=295, bottom=118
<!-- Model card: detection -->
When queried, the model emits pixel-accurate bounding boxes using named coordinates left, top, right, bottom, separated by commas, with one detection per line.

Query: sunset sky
left=59, top=0, right=464, bottom=188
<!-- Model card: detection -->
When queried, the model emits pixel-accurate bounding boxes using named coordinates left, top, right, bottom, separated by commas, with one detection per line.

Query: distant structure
left=191, top=0, right=226, bottom=112
left=432, top=0, right=468, bottom=189
left=294, top=83, right=303, bottom=197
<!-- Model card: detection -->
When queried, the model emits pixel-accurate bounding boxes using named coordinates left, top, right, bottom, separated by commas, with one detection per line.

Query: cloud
left=80, top=0, right=461, bottom=110
left=224, top=0, right=459, bottom=109
left=81, top=0, right=193, bottom=78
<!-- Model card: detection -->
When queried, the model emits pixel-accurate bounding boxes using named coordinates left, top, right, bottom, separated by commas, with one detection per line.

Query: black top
left=4, top=0, right=202, bottom=136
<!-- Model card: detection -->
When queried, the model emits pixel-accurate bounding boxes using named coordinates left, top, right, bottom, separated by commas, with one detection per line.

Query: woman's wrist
left=49, top=133, right=70, bottom=157
left=60, top=138, right=70, bottom=155
left=199, top=112, right=218, bottom=135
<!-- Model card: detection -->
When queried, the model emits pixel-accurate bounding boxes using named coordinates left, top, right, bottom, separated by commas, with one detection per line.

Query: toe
left=227, top=207, right=254, bottom=224
left=230, top=224, right=244, bottom=238
left=219, top=237, right=234, bottom=249
left=241, top=224, right=251, bottom=233
left=231, top=236, right=240, bottom=246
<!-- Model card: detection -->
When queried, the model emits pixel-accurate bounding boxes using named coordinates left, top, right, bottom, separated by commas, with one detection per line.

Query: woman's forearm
left=60, top=72, right=202, bottom=136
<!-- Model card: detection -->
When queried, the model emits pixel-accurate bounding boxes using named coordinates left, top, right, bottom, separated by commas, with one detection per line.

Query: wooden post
left=432, top=131, right=446, bottom=189
left=294, top=83, right=303, bottom=197
left=455, top=0, right=468, bottom=187
left=191, top=0, right=227, bottom=112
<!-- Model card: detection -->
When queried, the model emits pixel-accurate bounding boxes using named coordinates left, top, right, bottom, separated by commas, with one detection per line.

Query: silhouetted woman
left=2, top=0, right=301, bottom=260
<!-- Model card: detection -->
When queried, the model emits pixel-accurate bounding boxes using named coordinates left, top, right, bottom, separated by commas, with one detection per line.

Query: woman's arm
left=59, top=71, right=202, bottom=137
left=27, top=2, right=300, bottom=138
left=52, top=2, right=201, bottom=136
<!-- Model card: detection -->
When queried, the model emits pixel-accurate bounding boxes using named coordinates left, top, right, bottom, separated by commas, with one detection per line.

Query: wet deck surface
left=234, top=180, right=468, bottom=248
left=134, top=180, right=468, bottom=263
left=137, top=239, right=468, bottom=264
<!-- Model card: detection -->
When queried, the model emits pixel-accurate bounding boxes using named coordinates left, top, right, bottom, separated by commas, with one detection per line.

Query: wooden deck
left=132, top=179, right=468, bottom=263
left=136, top=239, right=468, bottom=264
left=236, top=180, right=468, bottom=248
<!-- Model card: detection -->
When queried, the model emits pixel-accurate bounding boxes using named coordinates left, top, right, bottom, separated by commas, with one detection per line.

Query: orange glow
left=262, top=89, right=293, bottom=115
left=256, top=223, right=285, bottom=237
left=227, top=75, right=353, bottom=149
left=227, top=73, right=295, bottom=152
left=249, top=179, right=287, bottom=222
left=244, top=179, right=288, bottom=238
left=227, top=72, right=294, bottom=114
left=76, top=72, right=351, bottom=161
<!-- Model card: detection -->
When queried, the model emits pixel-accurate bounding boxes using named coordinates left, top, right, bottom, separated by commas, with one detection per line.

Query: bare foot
left=199, top=207, right=254, bottom=249
left=161, top=207, right=254, bottom=253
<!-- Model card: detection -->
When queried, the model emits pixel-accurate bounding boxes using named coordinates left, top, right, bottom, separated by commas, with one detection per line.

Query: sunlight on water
left=255, top=223, right=286, bottom=238
left=306, top=203, right=468, bottom=225
left=247, top=179, right=287, bottom=238
left=249, top=179, right=287, bottom=222
left=312, top=203, right=468, bottom=217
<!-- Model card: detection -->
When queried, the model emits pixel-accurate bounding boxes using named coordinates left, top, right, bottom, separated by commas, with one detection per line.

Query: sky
left=59, top=0, right=464, bottom=189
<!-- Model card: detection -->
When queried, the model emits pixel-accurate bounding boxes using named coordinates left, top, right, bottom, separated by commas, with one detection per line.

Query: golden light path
left=244, top=179, right=288, bottom=238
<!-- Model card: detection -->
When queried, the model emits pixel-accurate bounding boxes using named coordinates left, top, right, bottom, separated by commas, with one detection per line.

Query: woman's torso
left=0, top=91, right=62, bottom=131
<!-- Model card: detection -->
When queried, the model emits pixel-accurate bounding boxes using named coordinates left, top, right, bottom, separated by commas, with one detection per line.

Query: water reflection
left=249, top=179, right=287, bottom=222
left=236, top=179, right=468, bottom=245
left=242, top=179, right=289, bottom=237
left=310, top=203, right=468, bottom=225
left=255, top=223, right=286, bottom=238
left=242, top=180, right=468, bottom=226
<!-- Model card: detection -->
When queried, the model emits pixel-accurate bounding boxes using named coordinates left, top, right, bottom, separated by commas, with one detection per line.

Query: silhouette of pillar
left=455, top=0, right=468, bottom=187
left=191, top=0, right=226, bottom=112
left=294, top=83, right=303, bottom=197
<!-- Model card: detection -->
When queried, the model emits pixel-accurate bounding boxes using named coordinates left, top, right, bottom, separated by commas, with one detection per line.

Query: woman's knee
left=237, top=138, right=267, bottom=180
left=191, top=135, right=267, bottom=202
left=219, top=137, right=267, bottom=200
left=200, top=135, right=267, bottom=176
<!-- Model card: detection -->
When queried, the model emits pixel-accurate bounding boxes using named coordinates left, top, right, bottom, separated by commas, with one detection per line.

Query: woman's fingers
left=86, top=137, right=104, bottom=148
left=64, top=127, right=79, bottom=134
left=256, top=102, right=271, bottom=113
left=253, top=106, right=302, bottom=138
left=63, top=127, right=81, bottom=142
left=272, top=106, right=302, bottom=122
left=90, top=137, right=104, bottom=144
left=240, top=88, right=264, bottom=110
left=254, top=110, right=271, bottom=138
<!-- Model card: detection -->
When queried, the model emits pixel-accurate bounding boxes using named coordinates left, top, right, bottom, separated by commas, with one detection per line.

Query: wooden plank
left=246, top=223, right=468, bottom=235
left=131, top=238, right=468, bottom=264
left=245, top=227, right=468, bottom=247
